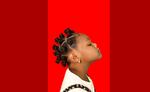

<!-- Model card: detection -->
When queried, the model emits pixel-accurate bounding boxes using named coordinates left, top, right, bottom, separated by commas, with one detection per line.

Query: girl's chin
left=97, top=53, right=102, bottom=59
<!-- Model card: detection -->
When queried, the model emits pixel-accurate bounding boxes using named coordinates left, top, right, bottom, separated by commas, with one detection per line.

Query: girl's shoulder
left=60, top=68, right=94, bottom=92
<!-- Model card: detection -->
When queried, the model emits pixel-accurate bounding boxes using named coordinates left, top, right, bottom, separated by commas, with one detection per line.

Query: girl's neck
left=69, top=63, right=90, bottom=82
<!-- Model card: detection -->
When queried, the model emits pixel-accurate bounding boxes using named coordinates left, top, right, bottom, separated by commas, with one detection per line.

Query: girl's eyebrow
left=86, top=38, right=91, bottom=43
left=87, top=37, right=91, bottom=42
left=84, top=37, right=89, bottom=43
left=85, top=36, right=90, bottom=40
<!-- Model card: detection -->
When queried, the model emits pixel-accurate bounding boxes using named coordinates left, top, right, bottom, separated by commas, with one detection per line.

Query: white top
left=60, top=68, right=95, bottom=92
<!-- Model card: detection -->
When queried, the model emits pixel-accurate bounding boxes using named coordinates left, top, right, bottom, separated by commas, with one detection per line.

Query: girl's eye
left=88, top=43, right=92, bottom=46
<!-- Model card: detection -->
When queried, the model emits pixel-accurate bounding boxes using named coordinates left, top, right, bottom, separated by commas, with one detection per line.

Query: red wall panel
left=48, top=0, right=110, bottom=92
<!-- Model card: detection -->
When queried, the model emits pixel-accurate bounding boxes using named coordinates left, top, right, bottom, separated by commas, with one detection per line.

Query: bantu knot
left=59, top=33, right=65, bottom=40
left=59, top=46, right=65, bottom=52
left=56, top=56, right=61, bottom=64
left=64, top=28, right=75, bottom=37
left=54, top=51, right=60, bottom=56
left=61, top=56, right=67, bottom=66
left=55, top=37, right=65, bottom=45
left=53, top=45, right=59, bottom=50
left=55, top=37, right=61, bottom=44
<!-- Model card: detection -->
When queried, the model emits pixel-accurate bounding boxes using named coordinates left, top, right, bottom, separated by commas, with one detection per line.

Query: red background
left=48, top=0, right=110, bottom=92
left=0, top=0, right=150, bottom=92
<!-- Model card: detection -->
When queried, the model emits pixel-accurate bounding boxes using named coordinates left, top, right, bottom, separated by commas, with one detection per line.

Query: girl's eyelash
left=88, top=43, right=92, bottom=46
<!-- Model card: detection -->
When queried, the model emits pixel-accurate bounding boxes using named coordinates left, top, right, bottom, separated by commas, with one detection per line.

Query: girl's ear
left=67, top=50, right=81, bottom=63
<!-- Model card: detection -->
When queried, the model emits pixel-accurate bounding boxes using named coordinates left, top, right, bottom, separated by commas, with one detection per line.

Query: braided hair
left=52, top=28, right=79, bottom=67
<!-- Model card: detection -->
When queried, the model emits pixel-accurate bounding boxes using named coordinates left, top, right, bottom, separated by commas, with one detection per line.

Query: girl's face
left=76, top=34, right=102, bottom=63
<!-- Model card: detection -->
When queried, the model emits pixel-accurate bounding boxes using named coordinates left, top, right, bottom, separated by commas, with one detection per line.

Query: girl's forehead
left=75, top=34, right=91, bottom=49
left=76, top=33, right=90, bottom=42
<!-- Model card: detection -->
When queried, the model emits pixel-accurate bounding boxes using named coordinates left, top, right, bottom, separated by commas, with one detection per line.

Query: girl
left=53, top=28, right=102, bottom=92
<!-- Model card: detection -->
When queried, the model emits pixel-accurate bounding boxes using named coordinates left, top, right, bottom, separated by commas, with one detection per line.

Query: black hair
left=52, top=28, right=78, bottom=67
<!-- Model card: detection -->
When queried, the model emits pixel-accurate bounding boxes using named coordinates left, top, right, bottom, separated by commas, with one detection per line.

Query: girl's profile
left=53, top=28, right=102, bottom=92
